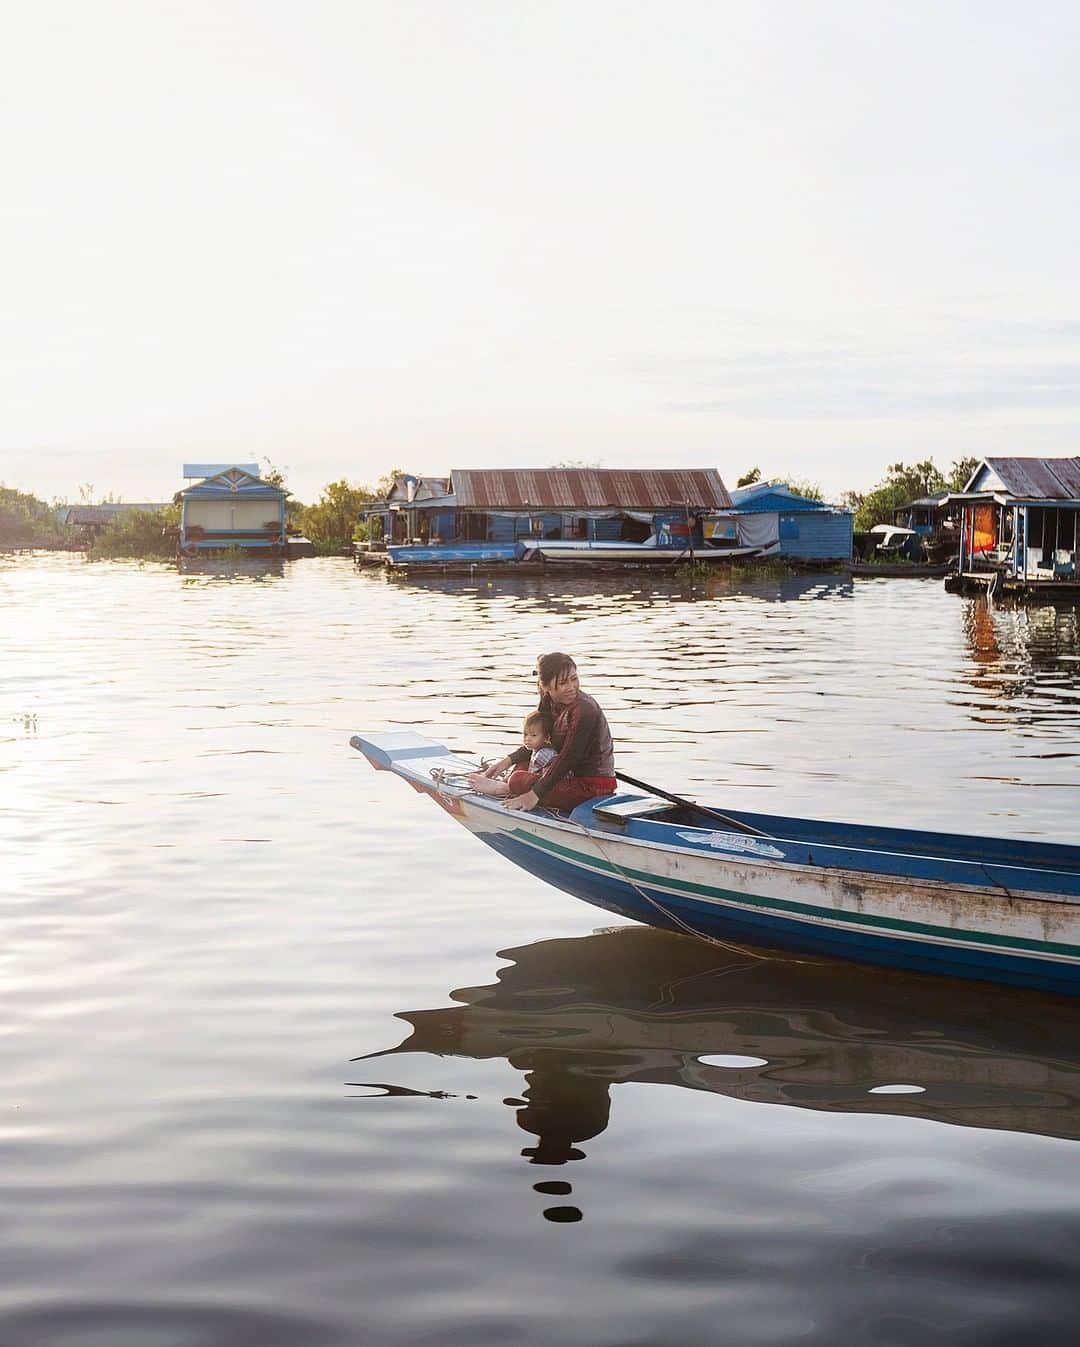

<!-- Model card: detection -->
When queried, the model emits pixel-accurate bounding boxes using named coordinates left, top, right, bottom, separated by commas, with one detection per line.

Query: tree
left=0, top=486, right=58, bottom=547
left=948, top=456, right=981, bottom=491
left=87, top=508, right=176, bottom=560
left=735, top=467, right=761, bottom=488
left=300, top=479, right=376, bottom=554
left=852, top=460, right=947, bottom=531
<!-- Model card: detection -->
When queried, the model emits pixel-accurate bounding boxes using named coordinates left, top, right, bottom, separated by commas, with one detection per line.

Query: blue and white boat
left=350, top=732, right=1080, bottom=996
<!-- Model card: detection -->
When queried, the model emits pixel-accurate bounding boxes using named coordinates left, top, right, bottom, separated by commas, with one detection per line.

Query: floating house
left=887, top=491, right=958, bottom=563
left=728, top=482, right=853, bottom=562
left=945, top=456, right=1080, bottom=595
left=893, top=490, right=954, bottom=537
left=177, top=464, right=288, bottom=557
left=57, top=502, right=171, bottom=543
left=363, top=475, right=451, bottom=546
left=360, top=467, right=737, bottom=566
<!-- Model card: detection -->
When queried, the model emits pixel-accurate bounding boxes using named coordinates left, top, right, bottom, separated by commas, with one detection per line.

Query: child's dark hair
left=523, top=710, right=549, bottom=738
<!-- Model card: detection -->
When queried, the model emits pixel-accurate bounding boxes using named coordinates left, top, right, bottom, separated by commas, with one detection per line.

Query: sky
left=2, top=0, right=1079, bottom=505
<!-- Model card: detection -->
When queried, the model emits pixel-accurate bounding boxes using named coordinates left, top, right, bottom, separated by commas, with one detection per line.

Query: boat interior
left=575, top=793, right=1080, bottom=878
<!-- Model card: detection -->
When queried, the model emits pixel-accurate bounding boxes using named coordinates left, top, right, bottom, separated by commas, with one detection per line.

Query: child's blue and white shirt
left=530, top=746, right=558, bottom=772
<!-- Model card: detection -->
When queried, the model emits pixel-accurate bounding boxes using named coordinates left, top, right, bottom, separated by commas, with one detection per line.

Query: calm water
left=2, top=552, right=1079, bottom=1347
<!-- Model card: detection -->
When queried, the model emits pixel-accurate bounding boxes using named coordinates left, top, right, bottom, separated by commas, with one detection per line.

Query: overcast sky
left=3, top=0, right=1078, bottom=504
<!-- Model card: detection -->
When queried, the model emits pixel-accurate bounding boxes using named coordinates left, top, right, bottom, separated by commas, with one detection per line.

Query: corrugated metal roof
left=62, top=503, right=169, bottom=525
left=449, top=468, right=731, bottom=510
left=981, top=457, right=1080, bottom=500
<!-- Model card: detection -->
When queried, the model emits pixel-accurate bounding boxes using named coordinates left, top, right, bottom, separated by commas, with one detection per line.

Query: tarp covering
left=971, top=503, right=996, bottom=554
left=736, top=512, right=780, bottom=550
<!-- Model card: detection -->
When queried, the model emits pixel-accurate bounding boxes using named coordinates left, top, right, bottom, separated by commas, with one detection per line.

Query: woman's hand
left=504, top=789, right=539, bottom=812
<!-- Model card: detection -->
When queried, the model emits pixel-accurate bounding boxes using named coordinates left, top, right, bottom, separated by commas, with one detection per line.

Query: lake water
left=2, top=552, right=1078, bottom=1347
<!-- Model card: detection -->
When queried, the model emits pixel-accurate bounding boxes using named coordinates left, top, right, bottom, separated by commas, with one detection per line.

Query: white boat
left=522, top=540, right=763, bottom=564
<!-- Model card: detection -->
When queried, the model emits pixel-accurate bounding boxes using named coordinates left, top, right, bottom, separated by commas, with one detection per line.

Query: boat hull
left=526, top=541, right=762, bottom=564
left=351, top=733, right=1080, bottom=995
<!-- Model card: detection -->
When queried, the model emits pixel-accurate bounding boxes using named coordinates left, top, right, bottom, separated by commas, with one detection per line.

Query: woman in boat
left=471, top=652, right=616, bottom=812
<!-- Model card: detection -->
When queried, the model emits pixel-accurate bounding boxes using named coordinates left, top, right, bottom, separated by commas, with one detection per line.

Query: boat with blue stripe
left=350, top=732, right=1080, bottom=995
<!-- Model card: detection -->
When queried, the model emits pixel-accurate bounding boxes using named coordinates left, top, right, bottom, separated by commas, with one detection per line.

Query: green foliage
left=88, top=509, right=176, bottom=560
left=735, top=467, right=762, bottom=488
left=300, top=479, right=376, bottom=554
left=676, top=555, right=795, bottom=582
left=948, top=455, right=980, bottom=490
left=0, top=486, right=59, bottom=547
left=853, top=460, right=948, bottom=531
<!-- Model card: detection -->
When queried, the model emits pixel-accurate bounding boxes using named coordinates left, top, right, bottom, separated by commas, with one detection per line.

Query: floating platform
left=946, top=570, right=1080, bottom=598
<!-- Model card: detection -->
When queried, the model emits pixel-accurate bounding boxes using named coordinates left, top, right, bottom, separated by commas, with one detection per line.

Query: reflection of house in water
left=961, top=598, right=1080, bottom=728
left=946, top=457, right=1080, bottom=596
left=353, top=928, right=1080, bottom=1182
left=365, top=569, right=853, bottom=619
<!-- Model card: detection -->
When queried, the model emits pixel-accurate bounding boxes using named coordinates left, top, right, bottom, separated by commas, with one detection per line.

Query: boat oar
left=614, top=770, right=772, bottom=838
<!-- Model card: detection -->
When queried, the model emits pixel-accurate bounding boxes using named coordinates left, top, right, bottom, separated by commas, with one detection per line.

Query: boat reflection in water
left=353, top=926, right=1080, bottom=1190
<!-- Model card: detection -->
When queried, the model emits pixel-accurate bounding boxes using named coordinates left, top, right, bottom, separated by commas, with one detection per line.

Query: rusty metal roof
left=448, top=468, right=732, bottom=510
left=61, top=503, right=170, bottom=525
left=982, top=457, right=1080, bottom=500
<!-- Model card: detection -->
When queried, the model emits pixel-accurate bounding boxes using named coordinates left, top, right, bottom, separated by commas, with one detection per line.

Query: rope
left=430, top=763, right=812, bottom=967
left=560, top=808, right=782, bottom=963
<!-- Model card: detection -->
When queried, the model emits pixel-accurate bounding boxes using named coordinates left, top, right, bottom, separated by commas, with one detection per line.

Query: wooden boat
left=385, top=542, right=521, bottom=566
left=848, top=561, right=954, bottom=578
left=350, top=732, right=1080, bottom=995
left=522, top=540, right=762, bottom=564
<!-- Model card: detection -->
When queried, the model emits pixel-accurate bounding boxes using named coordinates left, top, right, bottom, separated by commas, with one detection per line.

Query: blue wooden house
left=728, top=482, right=853, bottom=562
left=177, top=464, right=288, bottom=557
left=944, top=456, right=1080, bottom=589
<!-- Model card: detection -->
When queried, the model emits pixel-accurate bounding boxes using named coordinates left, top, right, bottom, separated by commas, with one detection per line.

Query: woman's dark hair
left=536, top=652, right=576, bottom=687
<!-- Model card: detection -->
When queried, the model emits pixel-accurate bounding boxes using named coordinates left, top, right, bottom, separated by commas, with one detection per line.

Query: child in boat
left=469, top=712, right=556, bottom=797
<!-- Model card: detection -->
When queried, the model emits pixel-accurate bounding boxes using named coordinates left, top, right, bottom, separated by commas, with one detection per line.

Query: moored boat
left=847, top=561, right=954, bottom=578
left=522, top=540, right=762, bottom=564
left=351, top=731, right=1080, bottom=995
